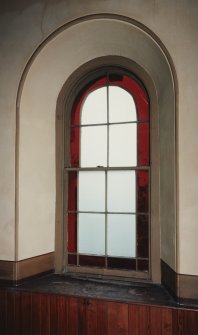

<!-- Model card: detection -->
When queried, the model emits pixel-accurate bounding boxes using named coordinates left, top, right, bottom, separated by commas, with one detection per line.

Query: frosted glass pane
left=78, top=171, right=105, bottom=211
left=81, top=87, right=107, bottom=124
left=109, top=124, right=137, bottom=166
left=80, top=126, right=107, bottom=167
left=109, top=86, right=136, bottom=122
left=107, top=171, right=136, bottom=212
left=79, top=213, right=105, bottom=255
left=107, top=214, right=136, bottom=257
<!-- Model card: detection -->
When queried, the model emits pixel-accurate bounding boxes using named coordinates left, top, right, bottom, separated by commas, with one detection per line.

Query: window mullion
left=107, top=80, right=109, bottom=167
left=77, top=170, right=79, bottom=266
left=105, top=171, right=108, bottom=268
left=135, top=169, right=138, bottom=271
left=105, top=79, right=109, bottom=268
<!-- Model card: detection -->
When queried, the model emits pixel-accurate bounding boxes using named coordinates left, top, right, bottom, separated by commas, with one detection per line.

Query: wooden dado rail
left=0, top=289, right=198, bottom=335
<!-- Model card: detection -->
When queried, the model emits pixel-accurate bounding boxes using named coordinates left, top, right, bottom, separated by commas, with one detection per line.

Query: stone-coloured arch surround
left=16, top=15, right=176, bottom=285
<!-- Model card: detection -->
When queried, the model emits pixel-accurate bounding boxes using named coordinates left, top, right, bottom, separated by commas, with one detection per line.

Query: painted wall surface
left=0, top=0, right=198, bottom=276
left=18, top=19, right=175, bottom=267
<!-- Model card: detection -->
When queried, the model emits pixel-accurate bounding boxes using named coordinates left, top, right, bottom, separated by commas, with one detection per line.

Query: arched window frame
left=55, top=57, right=161, bottom=284
left=64, top=67, right=151, bottom=280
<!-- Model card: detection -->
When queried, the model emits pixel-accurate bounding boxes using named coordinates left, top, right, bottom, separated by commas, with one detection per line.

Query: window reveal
left=66, top=71, right=150, bottom=276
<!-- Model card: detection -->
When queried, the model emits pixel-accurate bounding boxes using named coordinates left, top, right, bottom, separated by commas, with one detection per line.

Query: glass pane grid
left=67, top=168, right=150, bottom=272
left=67, top=71, right=150, bottom=275
left=67, top=209, right=150, bottom=272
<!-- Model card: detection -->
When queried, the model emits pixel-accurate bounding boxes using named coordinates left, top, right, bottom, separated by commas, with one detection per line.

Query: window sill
left=4, top=273, right=178, bottom=308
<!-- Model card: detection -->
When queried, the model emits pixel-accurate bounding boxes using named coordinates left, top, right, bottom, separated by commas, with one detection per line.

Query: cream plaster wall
left=0, top=0, right=198, bottom=276
left=18, top=18, right=175, bottom=264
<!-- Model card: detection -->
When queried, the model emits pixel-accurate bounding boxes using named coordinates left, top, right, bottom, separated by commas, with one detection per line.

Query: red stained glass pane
left=79, top=255, right=105, bottom=267
left=67, top=213, right=77, bottom=253
left=137, top=259, right=149, bottom=272
left=107, top=257, right=136, bottom=270
left=138, top=123, right=149, bottom=166
left=137, top=170, right=149, bottom=213
left=68, top=254, right=77, bottom=265
left=71, top=76, right=108, bottom=126
left=70, top=76, right=108, bottom=167
left=68, top=172, right=77, bottom=211
left=137, top=215, right=149, bottom=258
left=70, top=126, right=79, bottom=167
left=108, top=74, right=149, bottom=121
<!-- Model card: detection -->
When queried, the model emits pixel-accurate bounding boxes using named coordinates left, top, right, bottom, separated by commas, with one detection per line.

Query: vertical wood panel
left=172, top=309, right=179, bottom=335
left=68, top=297, right=81, bottom=335
left=107, top=302, right=128, bottom=335
left=40, top=294, right=50, bottom=335
left=78, top=298, right=86, bottom=335
left=150, top=306, right=162, bottom=335
left=86, top=299, right=97, bottom=335
left=177, top=309, right=185, bottom=335
left=129, top=305, right=139, bottom=335
left=0, top=290, right=7, bottom=335
left=49, top=294, right=58, bottom=335
left=32, top=293, right=41, bottom=335
left=20, top=292, right=32, bottom=335
left=56, top=295, right=68, bottom=335
left=161, top=308, right=173, bottom=334
left=6, top=290, right=16, bottom=335
left=14, top=291, right=22, bottom=335
left=97, top=300, right=108, bottom=335
left=137, top=305, right=150, bottom=335
left=183, top=310, right=198, bottom=335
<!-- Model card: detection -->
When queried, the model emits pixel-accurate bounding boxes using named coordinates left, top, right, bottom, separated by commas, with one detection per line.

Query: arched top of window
left=70, top=70, right=149, bottom=169
left=71, top=72, right=149, bottom=126
left=81, top=86, right=137, bottom=125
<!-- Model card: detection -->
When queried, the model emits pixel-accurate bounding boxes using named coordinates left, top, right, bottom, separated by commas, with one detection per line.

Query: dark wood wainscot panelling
left=0, top=289, right=198, bottom=335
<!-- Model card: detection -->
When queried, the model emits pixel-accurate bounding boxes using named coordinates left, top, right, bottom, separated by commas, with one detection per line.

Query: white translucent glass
left=109, top=124, right=137, bottom=167
left=107, top=214, right=136, bottom=257
left=80, top=125, right=107, bottom=167
left=107, top=171, right=136, bottom=213
left=81, top=87, right=107, bottom=125
left=78, top=171, right=105, bottom=211
left=79, top=213, right=105, bottom=255
left=109, top=86, right=136, bottom=123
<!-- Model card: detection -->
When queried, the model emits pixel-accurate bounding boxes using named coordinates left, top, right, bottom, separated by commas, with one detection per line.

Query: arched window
left=65, top=69, right=150, bottom=279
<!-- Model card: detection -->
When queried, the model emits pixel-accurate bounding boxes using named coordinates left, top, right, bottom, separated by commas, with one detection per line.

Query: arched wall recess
left=17, top=15, right=177, bottom=284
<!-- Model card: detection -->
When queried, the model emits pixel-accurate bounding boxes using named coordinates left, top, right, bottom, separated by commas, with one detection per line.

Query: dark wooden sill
left=1, top=273, right=198, bottom=309
left=1, top=273, right=182, bottom=308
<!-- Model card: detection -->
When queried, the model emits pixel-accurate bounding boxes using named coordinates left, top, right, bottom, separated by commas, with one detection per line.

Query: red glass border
left=68, top=253, right=77, bottom=265
left=137, top=259, right=149, bottom=272
left=137, top=215, right=149, bottom=258
left=71, top=76, right=108, bottom=126
left=108, top=74, right=149, bottom=121
left=137, top=170, right=149, bottom=213
left=68, top=172, right=77, bottom=211
left=138, top=123, right=150, bottom=166
left=67, top=213, right=77, bottom=253
left=79, top=255, right=105, bottom=267
left=70, top=127, right=80, bottom=167
left=107, top=257, right=136, bottom=270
